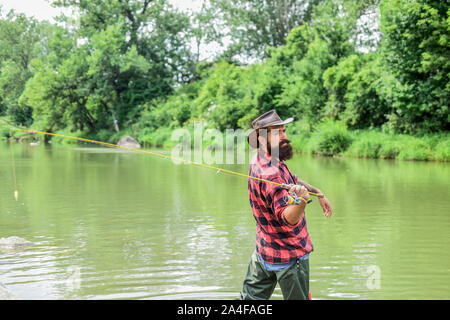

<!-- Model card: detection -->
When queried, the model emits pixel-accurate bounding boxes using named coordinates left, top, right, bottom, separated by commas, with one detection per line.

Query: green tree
left=323, top=54, right=362, bottom=120
left=195, top=61, right=251, bottom=130
left=53, top=0, right=195, bottom=83
left=0, top=59, right=33, bottom=125
left=380, top=0, right=449, bottom=133
left=207, top=0, right=323, bottom=61
left=276, top=32, right=335, bottom=125
left=21, top=0, right=197, bottom=134
left=342, top=54, right=395, bottom=128
left=20, top=47, right=93, bottom=132
left=0, top=10, right=51, bottom=125
left=21, top=24, right=153, bottom=132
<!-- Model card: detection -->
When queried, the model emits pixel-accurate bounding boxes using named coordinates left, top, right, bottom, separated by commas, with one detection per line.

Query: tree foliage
left=19, top=0, right=195, bottom=132
left=0, top=10, right=51, bottom=125
left=380, top=0, right=449, bottom=133
left=0, top=0, right=448, bottom=141
left=207, top=0, right=322, bottom=61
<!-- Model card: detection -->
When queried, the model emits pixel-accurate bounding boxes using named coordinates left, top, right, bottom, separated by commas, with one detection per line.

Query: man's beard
left=267, top=139, right=293, bottom=161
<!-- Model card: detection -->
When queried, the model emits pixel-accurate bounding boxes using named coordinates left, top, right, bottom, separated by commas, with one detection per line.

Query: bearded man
left=239, top=110, right=333, bottom=300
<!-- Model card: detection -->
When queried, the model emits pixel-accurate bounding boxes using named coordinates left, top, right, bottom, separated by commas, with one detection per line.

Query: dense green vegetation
left=0, top=0, right=448, bottom=161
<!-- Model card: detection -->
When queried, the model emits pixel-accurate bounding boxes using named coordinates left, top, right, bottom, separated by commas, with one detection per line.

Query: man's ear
left=257, top=129, right=267, bottom=148
left=257, top=135, right=264, bottom=146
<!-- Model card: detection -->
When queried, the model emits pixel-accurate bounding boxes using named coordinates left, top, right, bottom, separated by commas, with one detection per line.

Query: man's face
left=258, top=125, right=293, bottom=161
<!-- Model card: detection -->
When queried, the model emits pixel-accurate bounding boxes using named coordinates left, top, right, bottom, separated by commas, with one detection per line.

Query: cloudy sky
left=0, top=0, right=229, bottom=60
left=0, top=0, right=61, bottom=21
left=0, top=0, right=203, bottom=22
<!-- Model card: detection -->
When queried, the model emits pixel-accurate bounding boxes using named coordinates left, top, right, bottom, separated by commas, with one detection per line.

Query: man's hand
left=285, top=184, right=332, bottom=218
left=288, top=185, right=309, bottom=202
left=317, top=194, right=332, bottom=218
left=283, top=185, right=308, bottom=226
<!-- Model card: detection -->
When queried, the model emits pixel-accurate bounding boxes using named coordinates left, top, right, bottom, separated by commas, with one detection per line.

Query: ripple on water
left=145, top=290, right=238, bottom=300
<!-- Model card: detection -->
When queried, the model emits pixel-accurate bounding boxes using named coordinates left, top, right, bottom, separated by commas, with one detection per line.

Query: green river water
left=0, top=142, right=449, bottom=300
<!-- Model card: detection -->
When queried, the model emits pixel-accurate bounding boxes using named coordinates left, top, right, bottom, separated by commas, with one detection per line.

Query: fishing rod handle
left=282, top=184, right=313, bottom=204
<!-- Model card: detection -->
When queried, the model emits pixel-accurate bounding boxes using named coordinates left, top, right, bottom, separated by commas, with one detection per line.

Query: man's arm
left=283, top=202, right=306, bottom=225
left=283, top=185, right=309, bottom=226
left=297, top=179, right=333, bottom=218
left=297, top=179, right=324, bottom=197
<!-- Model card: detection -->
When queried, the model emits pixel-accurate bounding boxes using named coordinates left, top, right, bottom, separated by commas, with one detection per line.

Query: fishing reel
left=281, top=183, right=313, bottom=205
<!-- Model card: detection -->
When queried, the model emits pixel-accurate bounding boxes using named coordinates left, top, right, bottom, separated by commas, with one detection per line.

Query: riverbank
left=2, top=118, right=449, bottom=162
left=1, top=138, right=449, bottom=300
left=287, top=120, right=450, bottom=162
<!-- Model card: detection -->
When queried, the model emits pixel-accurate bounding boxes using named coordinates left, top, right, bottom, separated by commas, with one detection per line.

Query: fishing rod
left=8, top=128, right=19, bottom=201
left=1, top=118, right=319, bottom=202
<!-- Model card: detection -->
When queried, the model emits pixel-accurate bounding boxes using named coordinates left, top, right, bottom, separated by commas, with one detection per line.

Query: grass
left=2, top=116, right=449, bottom=162
left=305, top=119, right=353, bottom=156
left=289, top=120, right=449, bottom=162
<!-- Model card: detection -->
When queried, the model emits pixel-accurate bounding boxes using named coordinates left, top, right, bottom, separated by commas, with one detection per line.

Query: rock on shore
left=117, top=136, right=141, bottom=149
left=0, top=282, right=18, bottom=300
left=0, top=236, right=33, bottom=250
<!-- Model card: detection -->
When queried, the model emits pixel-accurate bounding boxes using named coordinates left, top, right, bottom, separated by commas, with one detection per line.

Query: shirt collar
left=257, top=149, right=285, bottom=168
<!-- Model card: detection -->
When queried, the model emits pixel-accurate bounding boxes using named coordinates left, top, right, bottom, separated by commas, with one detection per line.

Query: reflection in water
left=0, top=143, right=449, bottom=299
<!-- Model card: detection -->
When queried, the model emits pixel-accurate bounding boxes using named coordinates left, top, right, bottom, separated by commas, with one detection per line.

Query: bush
left=287, top=119, right=312, bottom=155
left=397, top=138, right=433, bottom=161
left=378, top=139, right=400, bottom=159
left=345, top=133, right=382, bottom=158
left=0, top=120, right=11, bottom=140
left=137, top=127, right=173, bottom=148
left=345, top=131, right=400, bottom=159
left=308, top=119, right=353, bottom=156
left=51, top=129, right=89, bottom=145
left=435, top=139, right=450, bottom=162
left=93, top=129, right=114, bottom=144
left=343, top=131, right=450, bottom=161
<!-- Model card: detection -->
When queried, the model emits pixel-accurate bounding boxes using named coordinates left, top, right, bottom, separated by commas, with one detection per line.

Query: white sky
left=0, top=0, right=66, bottom=22
left=0, top=0, right=228, bottom=61
left=0, top=0, right=378, bottom=60
left=0, top=0, right=204, bottom=22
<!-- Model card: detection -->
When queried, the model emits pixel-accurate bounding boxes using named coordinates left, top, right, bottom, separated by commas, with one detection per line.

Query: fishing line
left=1, top=118, right=319, bottom=197
left=8, top=129, right=19, bottom=201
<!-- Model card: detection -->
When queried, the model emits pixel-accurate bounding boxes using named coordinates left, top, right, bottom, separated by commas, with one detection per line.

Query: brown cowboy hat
left=247, top=110, right=293, bottom=148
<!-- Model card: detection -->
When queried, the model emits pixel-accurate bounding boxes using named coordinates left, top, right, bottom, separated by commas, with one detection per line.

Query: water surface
left=0, top=142, right=449, bottom=299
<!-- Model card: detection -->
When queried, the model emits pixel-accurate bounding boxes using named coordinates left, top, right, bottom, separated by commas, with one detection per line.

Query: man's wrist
left=299, top=197, right=309, bottom=205
left=300, top=181, right=323, bottom=198
left=287, top=194, right=308, bottom=206
left=316, top=190, right=325, bottom=198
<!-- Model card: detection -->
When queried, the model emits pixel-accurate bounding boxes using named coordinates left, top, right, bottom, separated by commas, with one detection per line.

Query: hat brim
left=269, top=117, right=294, bottom=127
left=248, top=129, right=258, bottom=149
left=247, top=117, right=294, bottom=148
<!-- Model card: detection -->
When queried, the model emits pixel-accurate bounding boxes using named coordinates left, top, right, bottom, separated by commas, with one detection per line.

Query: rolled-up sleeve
left=266, top=178, right=302, bottom=228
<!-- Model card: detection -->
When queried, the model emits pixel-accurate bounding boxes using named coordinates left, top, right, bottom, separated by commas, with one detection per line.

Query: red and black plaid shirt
left=248, top=151, right=313, bottom=264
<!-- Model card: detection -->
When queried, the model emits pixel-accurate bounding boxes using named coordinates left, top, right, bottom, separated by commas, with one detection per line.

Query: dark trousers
left=239, top=251, right=310, bottom=300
